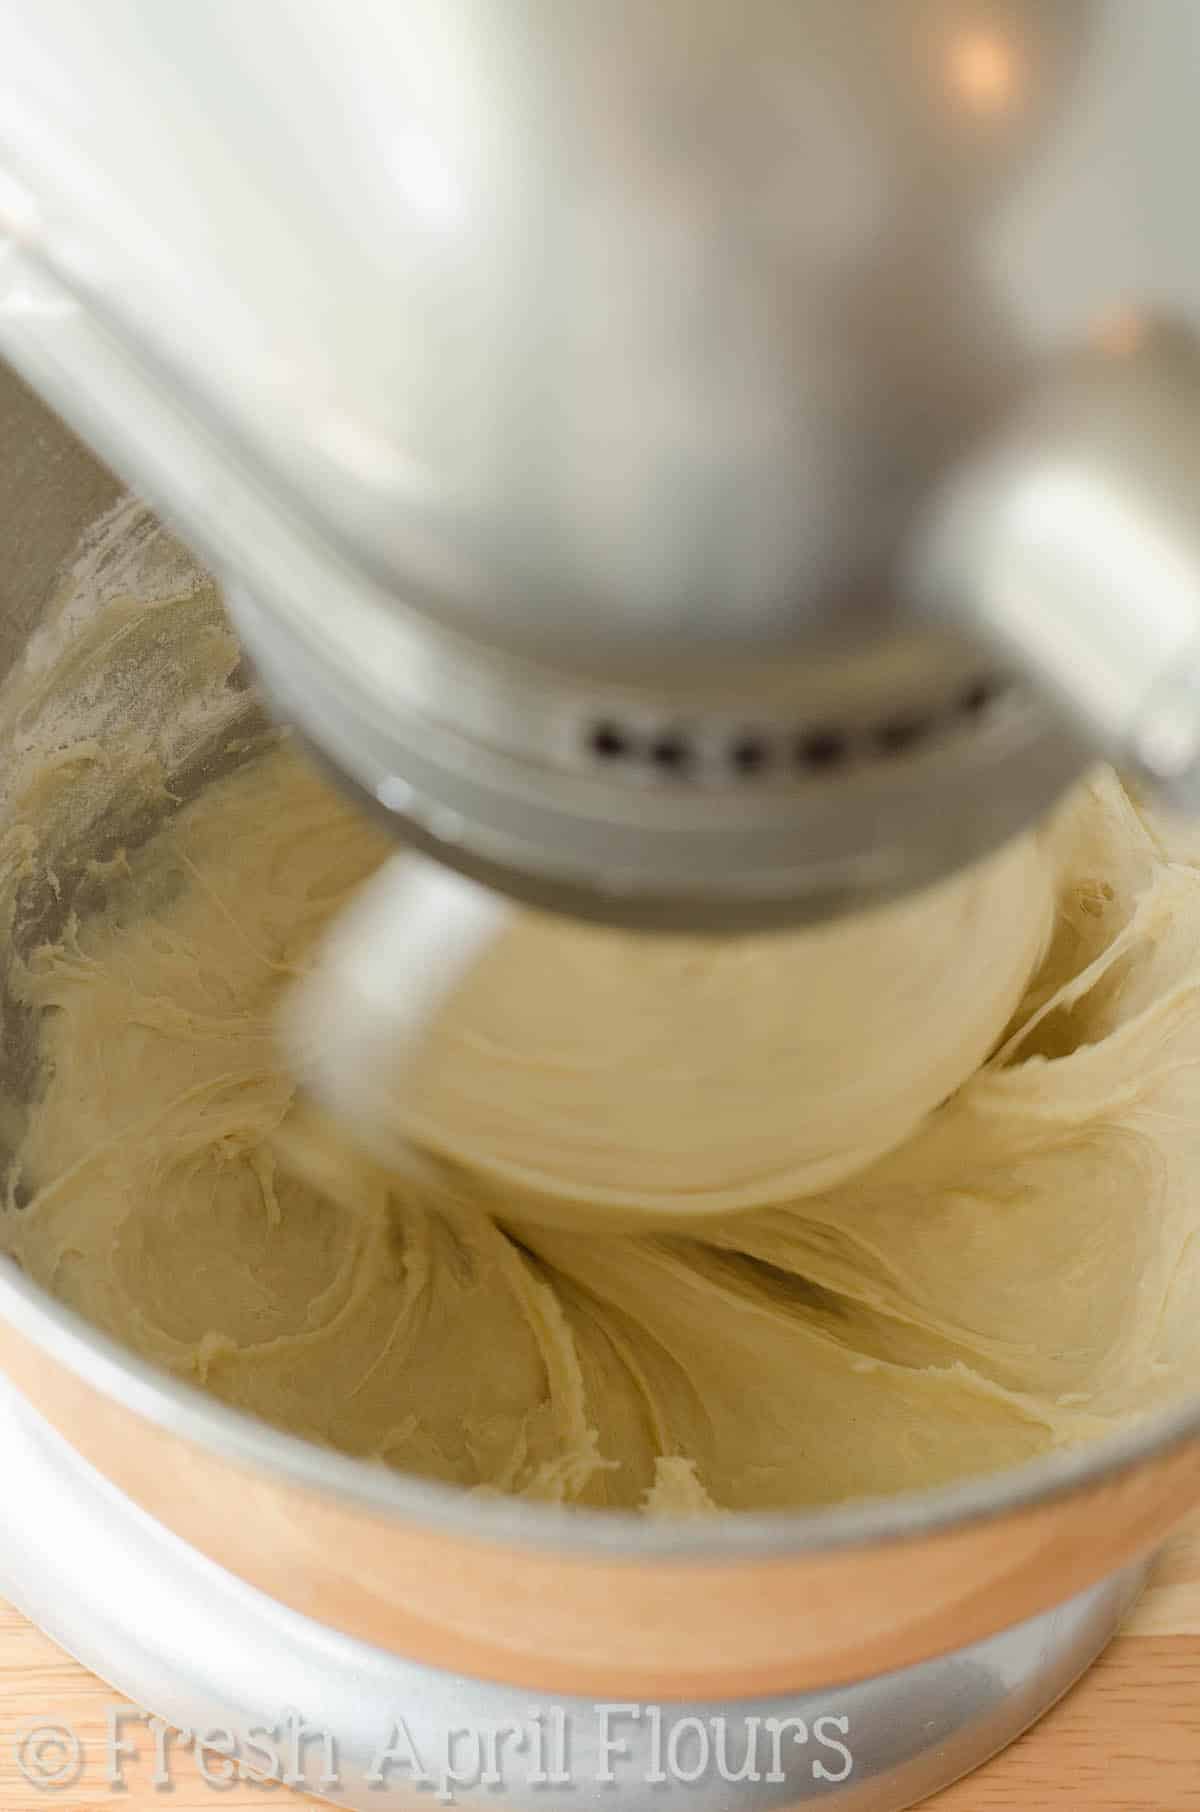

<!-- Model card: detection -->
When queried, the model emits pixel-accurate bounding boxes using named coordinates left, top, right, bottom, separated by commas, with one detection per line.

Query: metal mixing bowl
left=0, top=358, right=1198, bottom=1805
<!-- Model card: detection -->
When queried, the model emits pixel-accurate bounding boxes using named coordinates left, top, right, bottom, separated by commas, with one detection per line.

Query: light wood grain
left=0, top=1516, right=1198, bottom=1810
left=930, top=1515, right=1200, bottom=1808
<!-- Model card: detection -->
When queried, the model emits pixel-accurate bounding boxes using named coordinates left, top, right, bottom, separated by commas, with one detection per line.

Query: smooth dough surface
left=353, top=831, right=1052, bottom=1227
left=5, top=585, right=1200, bottom=1514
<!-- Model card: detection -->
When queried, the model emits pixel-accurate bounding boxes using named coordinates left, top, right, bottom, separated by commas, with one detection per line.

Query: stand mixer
left=3, top=1, right=1200, bottom=1806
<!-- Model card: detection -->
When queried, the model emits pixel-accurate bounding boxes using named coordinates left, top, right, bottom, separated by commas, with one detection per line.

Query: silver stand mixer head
left=3, top=0, right=1197, bottom=930
left=233, top=311, right=1200, bottom=935
left=221, top=0, right=1110, bottom=932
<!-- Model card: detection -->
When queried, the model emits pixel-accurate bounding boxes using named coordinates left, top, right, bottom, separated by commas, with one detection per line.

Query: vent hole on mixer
left=650, top=732, right=693, bottom=773
left=872, top=715, right=933, bottom=757
left=588, top=720, right=632, bottom=761
left=795, top=728, right=850, bottom=771
left=960, top=678, right=1001, bottom=717
left=730, top=733, right=772, bottom=775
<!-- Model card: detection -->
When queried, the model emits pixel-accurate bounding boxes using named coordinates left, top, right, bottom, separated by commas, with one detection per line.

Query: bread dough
left=4, top=581, right=1200, bottom=1514
left=351, top=831, right=1052, bottom=1227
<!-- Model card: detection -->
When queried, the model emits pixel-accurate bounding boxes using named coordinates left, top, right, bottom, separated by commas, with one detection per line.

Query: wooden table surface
left=1, top=1518, right=1198, bottom=1811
